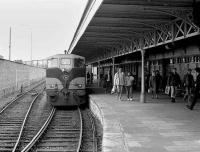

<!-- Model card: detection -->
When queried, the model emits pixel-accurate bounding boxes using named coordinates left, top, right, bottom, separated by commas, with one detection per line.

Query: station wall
left=94, top=42, right=200, bottom=90
left=148, top=44, right=200, bottom=80
left=0, top=59, right=46, bottom=98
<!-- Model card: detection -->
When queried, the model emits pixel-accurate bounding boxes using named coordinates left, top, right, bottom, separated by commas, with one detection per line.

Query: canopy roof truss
left=69, top=0, right=200, bottom=64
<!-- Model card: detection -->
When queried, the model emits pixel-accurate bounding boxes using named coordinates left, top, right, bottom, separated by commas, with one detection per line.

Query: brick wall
left=0, top=59, right=46, bottom=98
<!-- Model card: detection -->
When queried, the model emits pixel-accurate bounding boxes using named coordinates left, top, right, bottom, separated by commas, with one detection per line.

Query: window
left=61, top=58, right=71, bottom=65
left=74, top=58, right=85, bottom=68
left=48, top=58, right=58, bottom=68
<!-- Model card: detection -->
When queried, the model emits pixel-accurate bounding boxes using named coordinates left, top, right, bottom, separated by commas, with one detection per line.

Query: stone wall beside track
left=0, top=59, right=46, bottom=98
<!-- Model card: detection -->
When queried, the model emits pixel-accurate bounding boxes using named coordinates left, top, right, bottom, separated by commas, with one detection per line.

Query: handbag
left=165, top=86, right=170, bottom=95
left=148, top=88, right=152, bottom=93
left=111, top=85, right=117, bottom=94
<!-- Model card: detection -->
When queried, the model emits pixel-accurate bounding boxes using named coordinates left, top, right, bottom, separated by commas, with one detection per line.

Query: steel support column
left=140, top=49, right=146, bottom=103
left=98, top=61, right=100, bottom=87
left=112, top=57, right=115, bottom=85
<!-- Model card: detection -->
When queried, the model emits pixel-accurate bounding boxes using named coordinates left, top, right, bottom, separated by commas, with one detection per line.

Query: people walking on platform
left=167, top=68, right=181, bottom=103
left=105, top=70, right=112, bottom=93
left=102, top=74, right=107, bottom=89
left=90, top=72, right=93, bottom=84
left=125, top=72, right=134, bottom=101
left=149, top=71, right=160, bottom=99
left=186, top=67, right=200, bottom=110
left=113, top=66, right=125, bottom=101
left=145, top=73, right=151, bottom=92
left=87, top=72, right=90, bottom=85
left=183, top=69, right=194, bottom=102
left=99, top=74, right=104, bottom=87
left=155, top=70, right=162, bottom=91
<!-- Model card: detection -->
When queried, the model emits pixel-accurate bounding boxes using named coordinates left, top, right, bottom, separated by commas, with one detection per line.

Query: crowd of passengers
left=94, top=66, right=200, bottom=110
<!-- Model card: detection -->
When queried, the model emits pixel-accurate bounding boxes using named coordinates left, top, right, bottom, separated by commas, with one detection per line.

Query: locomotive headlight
left=77, top=84, right=82, bottom=88
left=75, top=84, right=82, bottom=88
left=50, top=84, right=54, bottom=88
left=50, top=84, right=58, bottom=89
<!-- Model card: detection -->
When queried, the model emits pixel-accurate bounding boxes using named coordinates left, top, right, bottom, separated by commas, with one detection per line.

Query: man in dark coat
left=168, top=68, right=181, bottom=102
left=149, top=70, right=162, bottom=99
left=87, top=72, right=90, bottom=85
left=183, top=69, right=194, bottom=102
left=186, top=67, right=200, bottom=110
left=156, top=70, right=162, bottom=92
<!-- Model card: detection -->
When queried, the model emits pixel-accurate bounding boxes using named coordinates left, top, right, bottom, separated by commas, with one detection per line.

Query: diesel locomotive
left=46, top=54, right=86, bottom=107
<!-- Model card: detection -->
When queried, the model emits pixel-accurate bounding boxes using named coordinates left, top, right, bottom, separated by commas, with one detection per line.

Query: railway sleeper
left=42, top=135, right=79, bottom=138
left=36, top=149, right=77, bottom=152
left=37, top=143, right=79, bottom=147
left=0, top=148, right=13, bottom=152
left=39, top=138, right=80, bottom=142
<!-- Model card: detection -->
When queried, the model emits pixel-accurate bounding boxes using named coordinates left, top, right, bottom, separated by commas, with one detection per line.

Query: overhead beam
left=85, top=28, right=146, bottom=37
left=92, top=17, right=168, bottom=24
left=82, top=32, right=138, bottom=39
left=88, top=25, right=152, bottom=31
left=102, top=1, right=192, bottom=8
left=94, top=16, right=170, bottom=23
left=90, top=17, right=171, bottom=34
left=95, top=13, right=173, bottom=20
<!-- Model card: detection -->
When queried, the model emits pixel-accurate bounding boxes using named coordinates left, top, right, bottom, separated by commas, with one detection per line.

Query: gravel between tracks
left=0, top=83, right=45, bottom=152
left=33, top=109, right=82, bottom=152
left=0, top=80, right=45, bottom=112
left=80, top=109, right=98, bottom=152
left=16, top=91, right=52, bottom=152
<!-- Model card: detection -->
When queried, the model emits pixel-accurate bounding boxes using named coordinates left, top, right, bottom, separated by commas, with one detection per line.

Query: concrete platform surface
left=90, top=93, right=200, bottom=152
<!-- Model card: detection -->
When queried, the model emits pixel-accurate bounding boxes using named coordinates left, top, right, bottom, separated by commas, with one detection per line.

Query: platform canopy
left=68, top=0, right=195, bottom=61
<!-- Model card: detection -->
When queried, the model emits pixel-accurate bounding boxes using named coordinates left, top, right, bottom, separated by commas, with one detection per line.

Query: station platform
left=89, top=92, right=200, bottom=152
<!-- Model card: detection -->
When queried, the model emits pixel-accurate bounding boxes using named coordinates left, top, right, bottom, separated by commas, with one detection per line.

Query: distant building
left=0, top=55, right=3, bottom=59
left=14, top=60, right=23, bottom=63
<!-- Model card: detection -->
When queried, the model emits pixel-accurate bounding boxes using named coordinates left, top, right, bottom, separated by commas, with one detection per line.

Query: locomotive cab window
left=60, top=58, right=71, bottom=65
left=74, top=58, right=85, bottom=68
left=47, top=58, right=58, bottom=68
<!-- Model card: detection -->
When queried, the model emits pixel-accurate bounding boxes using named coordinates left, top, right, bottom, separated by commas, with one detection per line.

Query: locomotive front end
left=46, top=54, right=86, bottom=107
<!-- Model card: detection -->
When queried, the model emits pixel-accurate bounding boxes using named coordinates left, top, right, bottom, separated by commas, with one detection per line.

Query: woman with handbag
left=113, top=66, right=125, bottom=101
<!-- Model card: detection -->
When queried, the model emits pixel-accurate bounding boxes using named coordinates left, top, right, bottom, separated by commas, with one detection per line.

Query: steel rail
left=87, top=110, right=98, bottom=152
left=12, top=87, right=45, bottom=152
left=77, top=108, right=83, bottom=152
left=21, top=107, right=56, bottom=152
left=21, top=108, right=82, bottom=152
left=0, top=80, right=45, bottom=115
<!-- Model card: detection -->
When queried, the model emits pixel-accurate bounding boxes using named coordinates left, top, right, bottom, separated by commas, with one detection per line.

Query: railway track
left=80, top=109, right=97, bottom=152
left=21, top=108, right=98, bottom=152
left=0, top=83, right=45, bottom=152
left=22, top=109, right=82, bottom=152
left=0, top=81, right=98, bottom=152
left=0, top=81, right=45, bottom=114
left=14, top=92, right=52, bottom=152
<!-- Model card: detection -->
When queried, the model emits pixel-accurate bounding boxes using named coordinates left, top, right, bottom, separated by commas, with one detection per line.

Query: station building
left=68, top=0, right=200, bottom=102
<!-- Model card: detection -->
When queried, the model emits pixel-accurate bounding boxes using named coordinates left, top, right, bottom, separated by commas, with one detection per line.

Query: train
left=46, top=53, right=86, bottom=107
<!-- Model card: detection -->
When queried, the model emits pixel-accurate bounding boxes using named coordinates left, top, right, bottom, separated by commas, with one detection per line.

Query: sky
left=0, top=0, right=87, bottom=61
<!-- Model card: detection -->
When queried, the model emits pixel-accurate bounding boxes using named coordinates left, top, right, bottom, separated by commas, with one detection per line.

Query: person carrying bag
left=113, top=66, right=125, bottom=101
left=111, top=85, right=117, bottom=94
